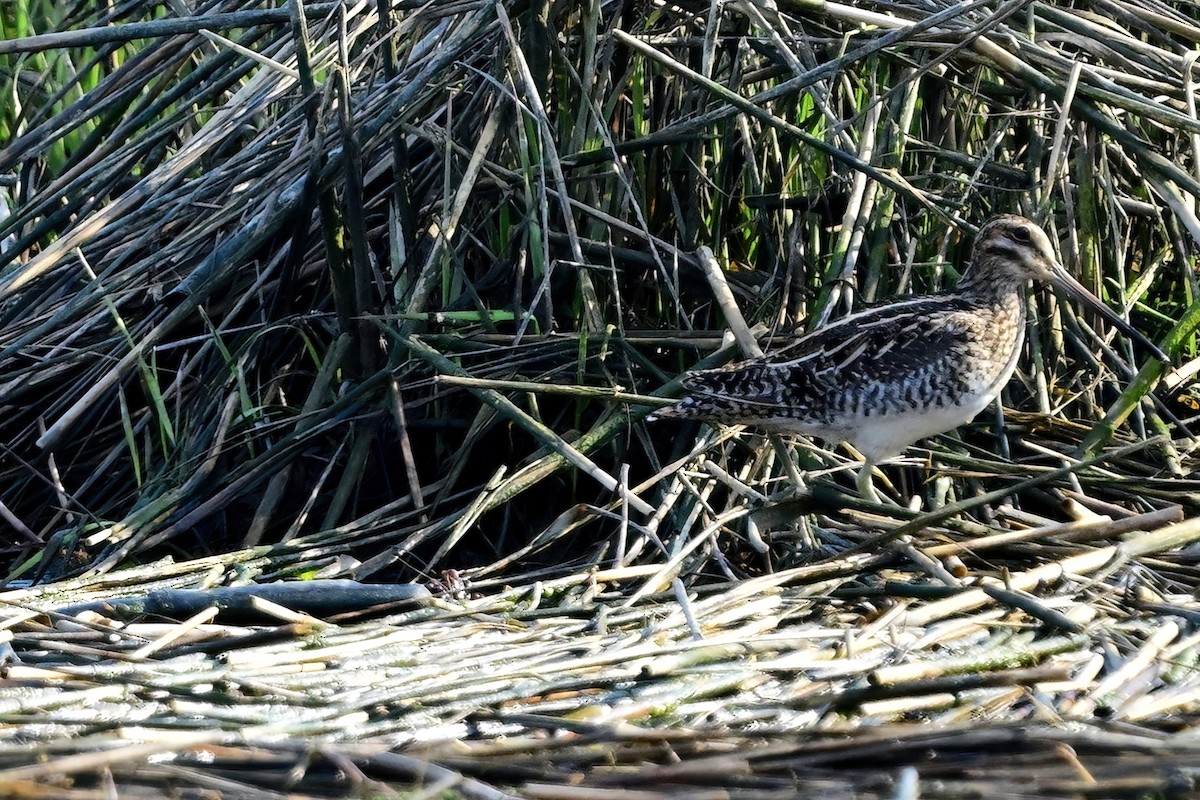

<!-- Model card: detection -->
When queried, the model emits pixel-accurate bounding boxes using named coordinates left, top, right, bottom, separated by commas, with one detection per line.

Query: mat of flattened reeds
left=2, top=510, right=1199, bottom=799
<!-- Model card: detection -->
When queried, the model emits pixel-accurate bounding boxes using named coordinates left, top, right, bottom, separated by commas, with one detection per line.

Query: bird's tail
left=649, top=363, right=788, bottom=424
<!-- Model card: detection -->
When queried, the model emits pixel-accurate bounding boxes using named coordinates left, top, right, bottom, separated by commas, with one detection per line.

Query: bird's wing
left=682, top=300, right=977, bottom=410
left=767, top=298, right=976, bottom=384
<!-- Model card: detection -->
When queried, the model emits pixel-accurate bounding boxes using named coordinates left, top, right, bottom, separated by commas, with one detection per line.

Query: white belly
left=836, top=390, right=999, bottom=463
left=790, top=340, right=1023, bottom=463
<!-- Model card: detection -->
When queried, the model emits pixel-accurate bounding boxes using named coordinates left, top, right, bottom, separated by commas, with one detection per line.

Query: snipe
left=653, top=215, right=1165, bottom=501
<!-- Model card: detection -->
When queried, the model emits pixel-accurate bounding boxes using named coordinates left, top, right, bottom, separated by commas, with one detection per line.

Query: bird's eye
left=1011, top=226, right=1032, bottom=243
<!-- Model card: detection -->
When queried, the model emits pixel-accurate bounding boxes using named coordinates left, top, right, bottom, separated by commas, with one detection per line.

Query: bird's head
left=969, top=214, right=1061, bottom=284
left=964, top=214, right=1165, bottom=361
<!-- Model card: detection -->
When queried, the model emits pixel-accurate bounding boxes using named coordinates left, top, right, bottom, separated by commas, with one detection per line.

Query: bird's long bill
left=1048, top=262, right=1167, bottom=362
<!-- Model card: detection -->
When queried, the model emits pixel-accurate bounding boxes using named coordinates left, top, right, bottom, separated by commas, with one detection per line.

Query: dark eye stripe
left=983, top=240, right=1023, bottom=258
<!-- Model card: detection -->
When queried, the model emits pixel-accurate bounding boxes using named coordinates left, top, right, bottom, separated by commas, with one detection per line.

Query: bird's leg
left=769, top=433, right=807, bottom=496
left=855, top=461, right=882, bottom=504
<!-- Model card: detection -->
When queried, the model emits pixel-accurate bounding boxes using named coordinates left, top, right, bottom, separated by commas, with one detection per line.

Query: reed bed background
left=2, top=0, right=1200, bottom=796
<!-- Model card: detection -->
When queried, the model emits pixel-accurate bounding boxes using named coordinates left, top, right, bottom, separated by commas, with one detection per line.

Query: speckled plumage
left=655, top=215, right=1163, bottom=499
